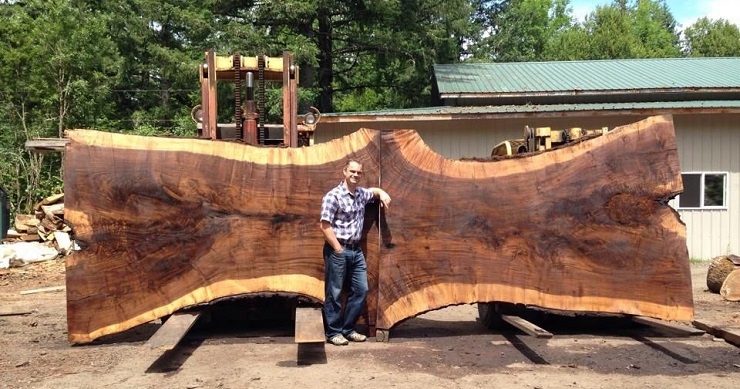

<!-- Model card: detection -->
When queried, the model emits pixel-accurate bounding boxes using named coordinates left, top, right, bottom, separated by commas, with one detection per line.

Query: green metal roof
left=434, top=57, right=740, bottom=96
left=321, top=100, right=740, bottom=122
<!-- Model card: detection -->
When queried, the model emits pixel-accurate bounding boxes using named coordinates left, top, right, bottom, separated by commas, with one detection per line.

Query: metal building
left=315, top=57, right=740, bottom=260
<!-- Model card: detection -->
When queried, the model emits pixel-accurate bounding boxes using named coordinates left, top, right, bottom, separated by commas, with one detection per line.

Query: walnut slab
left=64, top=115, right=692, bottom=343
left=64, top=129, right=381, bottom=343
left=374, top=115, right=691, bottom=331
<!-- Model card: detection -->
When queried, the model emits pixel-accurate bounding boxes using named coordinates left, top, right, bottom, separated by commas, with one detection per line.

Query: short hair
left=344, top=159, right=362, bottom=169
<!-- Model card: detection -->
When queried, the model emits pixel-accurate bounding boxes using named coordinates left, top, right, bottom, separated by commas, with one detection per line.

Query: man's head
left=342, top=160, right=363, bottom=189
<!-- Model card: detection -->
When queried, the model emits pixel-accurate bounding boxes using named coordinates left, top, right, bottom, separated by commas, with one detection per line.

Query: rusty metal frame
left=198, top=50, right=301, bottom=147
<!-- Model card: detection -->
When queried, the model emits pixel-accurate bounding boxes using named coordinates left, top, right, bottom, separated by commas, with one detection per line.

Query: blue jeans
left=323, top=243, right=369, bottom=338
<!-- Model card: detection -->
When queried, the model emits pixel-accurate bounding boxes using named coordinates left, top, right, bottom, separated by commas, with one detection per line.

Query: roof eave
left=320, top=106, right=740, bottom=123
left=439, top=88, right=740, bottom=100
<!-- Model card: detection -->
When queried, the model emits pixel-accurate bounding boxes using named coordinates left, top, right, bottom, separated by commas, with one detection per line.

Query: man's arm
left=369, top=187, right=391, bottom=208
left=320, top=220, right=343, bottom=253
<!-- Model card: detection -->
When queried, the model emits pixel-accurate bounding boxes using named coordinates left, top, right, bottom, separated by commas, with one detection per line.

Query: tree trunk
left=64, top=115, right=693, bottom=343
left=316, top=7, right=333, bottom=113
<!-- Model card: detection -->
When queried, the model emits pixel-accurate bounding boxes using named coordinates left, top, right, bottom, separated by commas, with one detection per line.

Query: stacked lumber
left=63, top=115, right=693, bottom=344
left=5, top=193, right=73, bottom=255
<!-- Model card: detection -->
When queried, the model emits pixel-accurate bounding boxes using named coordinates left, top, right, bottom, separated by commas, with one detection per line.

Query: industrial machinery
left=491, top=125, right=609, bottom=156
left=192, top=50, right=319, bottom=147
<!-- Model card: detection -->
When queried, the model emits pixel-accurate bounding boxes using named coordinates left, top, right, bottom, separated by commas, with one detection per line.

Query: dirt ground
left=1, top=259, right=739, bottom=389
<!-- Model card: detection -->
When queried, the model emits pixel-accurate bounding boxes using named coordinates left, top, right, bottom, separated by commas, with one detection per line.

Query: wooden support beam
left=501, top=314, right=553, bottom=338
left=282, top=51, right=297, bottom=147
left=375, top=329, right=390, bottom=343
left=25, top=138, right=69, bottom=153
left=205, top=50, right=218, bottom=140
left=198, top=63, right=208, bottom=138
left=294, top=307, right=325, bottom=343
left=0, top=306, right=34, bottom=316
left=692, top=320, right=740, bottom=347
left=631, top=316, right=705, bottom=336
left=20, top=285, right=65, bottom=295
left=146, top=311, right=202, bottom=351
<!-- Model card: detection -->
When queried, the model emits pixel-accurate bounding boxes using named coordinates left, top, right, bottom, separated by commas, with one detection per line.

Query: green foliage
left=583, top=4, right=638, bottom=59
left=0, top=0, right=115, bottom=216
left=683, top=17, right=740, bottom=57
left=0, top=0, right=738, bottom=217
left=468, top=0, right=682, bottom=61
left=629, top=0, right=680, bottom=57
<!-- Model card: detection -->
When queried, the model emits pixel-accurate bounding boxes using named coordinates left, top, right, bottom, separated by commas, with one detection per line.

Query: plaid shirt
left=320, top=182, right=374, bottom=243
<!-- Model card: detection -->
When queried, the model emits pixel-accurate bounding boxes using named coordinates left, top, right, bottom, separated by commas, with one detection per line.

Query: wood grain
left=65, top=129, right=381, bottom=343
left=64, top=115, right=692, bottom=343
left=374, top=115, right=691, bottom=330
left=720, top=269, right=740, bottom=301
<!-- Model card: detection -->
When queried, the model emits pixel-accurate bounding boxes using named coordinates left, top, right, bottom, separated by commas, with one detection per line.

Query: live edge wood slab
left=64, top=115, right=692, bottom=344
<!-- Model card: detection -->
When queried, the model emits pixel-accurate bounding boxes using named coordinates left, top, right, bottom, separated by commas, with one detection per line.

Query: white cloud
left=571, top=4, right=594, bottom=21
left=570, top=0, right=610, bottom=22
left=680, top=0, right=740, bottom=27
left=705, top=0, right=740, bottom=25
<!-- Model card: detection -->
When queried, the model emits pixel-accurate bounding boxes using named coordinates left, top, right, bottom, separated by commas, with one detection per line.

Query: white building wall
left=316, top=113, right=740, bottom=259
left=671, top=114, right=740, bottom=260
left=316, top=116, right=648, bottom=159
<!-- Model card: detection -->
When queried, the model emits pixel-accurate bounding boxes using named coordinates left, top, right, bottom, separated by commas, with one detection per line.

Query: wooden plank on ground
left=632, top=316, right=705, bottom=336
left=295, top=307, right=325, bottom=343
left=0, top=306, right=34, bottom=316
left=692, top=320, right=740, bottom=347
left=501, top=314, right=553, bottom=338
left=146, top=311, right=202, bottom=351
left=20, top=286, right=65, bottom=295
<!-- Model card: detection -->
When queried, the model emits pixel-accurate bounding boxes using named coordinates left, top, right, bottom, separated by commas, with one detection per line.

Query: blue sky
left=569, top=0, right=740, bottom=28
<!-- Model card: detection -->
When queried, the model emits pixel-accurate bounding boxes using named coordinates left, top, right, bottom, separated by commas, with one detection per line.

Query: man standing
left=320, top=159, right=391, bottom=346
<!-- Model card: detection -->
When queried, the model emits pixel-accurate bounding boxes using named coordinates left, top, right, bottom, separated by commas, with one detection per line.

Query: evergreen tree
left=683, top=17, right=740, bottom=57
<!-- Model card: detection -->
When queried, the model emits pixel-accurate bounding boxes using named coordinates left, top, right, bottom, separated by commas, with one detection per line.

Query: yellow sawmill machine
left=491, top=125, right=609, bottom=156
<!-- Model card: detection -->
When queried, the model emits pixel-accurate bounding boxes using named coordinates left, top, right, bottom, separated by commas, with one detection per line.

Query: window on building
left=677, top=172, right=728, bottom=209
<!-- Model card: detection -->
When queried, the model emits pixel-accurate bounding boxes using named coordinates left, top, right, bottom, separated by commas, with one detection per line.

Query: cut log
left=64, top=115, right=692, bottom=344
left=707, top=255, right=738, bottom=293
left=720, top=269, right=740, bottom=301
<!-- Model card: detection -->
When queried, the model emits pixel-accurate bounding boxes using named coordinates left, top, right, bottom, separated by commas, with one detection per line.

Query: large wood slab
left=64, top=115, right=692, bottom=343
left=374, top=115, right=691, bottom=331
left=64, top=129, right=382, bottom=343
